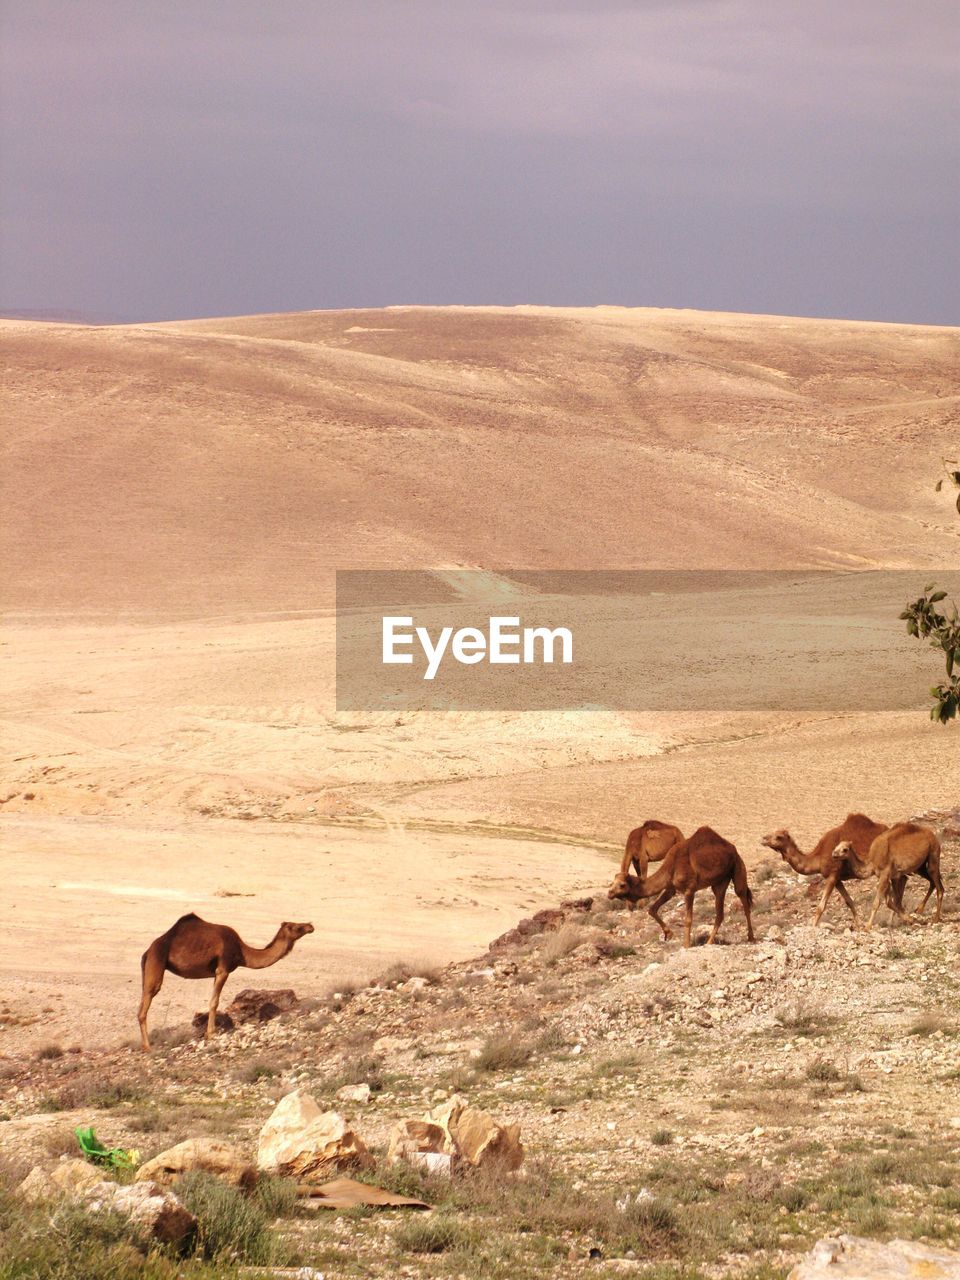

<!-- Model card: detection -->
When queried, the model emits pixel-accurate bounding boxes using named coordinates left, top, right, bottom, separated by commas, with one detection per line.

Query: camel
left=833, top=823, right=943, bottom=929
left=616, top=820, right=684, bottom=882
left=138, top=913, right=314, bottom=1051
left=761, top=813, right=888, bottom=926
left=608, top=825, right=755, bottom=947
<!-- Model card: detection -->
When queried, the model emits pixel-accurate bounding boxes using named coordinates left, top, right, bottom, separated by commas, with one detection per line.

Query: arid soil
left=1, top=307, right=958, bottom=1274
left=2, top=817, right=958, bottom=1277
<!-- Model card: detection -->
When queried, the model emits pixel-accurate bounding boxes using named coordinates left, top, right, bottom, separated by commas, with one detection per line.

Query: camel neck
left=843, top=849, right=872, bottom=879
left=240, top=932, right=291, bottom=969
left=780, top=840, right=817, bottom=874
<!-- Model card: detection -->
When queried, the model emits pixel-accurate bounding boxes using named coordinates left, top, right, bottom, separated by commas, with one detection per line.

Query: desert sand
left=2, top=306, right=958, bottom=1051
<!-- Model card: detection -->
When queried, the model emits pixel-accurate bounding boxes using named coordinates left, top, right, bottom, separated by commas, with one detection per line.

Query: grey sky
left=1, top=1, right=957, bottom=324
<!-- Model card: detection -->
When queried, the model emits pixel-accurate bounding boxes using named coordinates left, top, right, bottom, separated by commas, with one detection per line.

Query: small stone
left=336, top=1083, right=372, bottom=1105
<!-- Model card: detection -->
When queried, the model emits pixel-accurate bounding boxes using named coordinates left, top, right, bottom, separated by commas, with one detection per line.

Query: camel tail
left=733, top=854, right=753, bottom=908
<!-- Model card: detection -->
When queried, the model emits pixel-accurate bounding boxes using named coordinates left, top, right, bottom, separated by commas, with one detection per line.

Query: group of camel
left=136, top=813, right=943, bottom=1051
left=607, top=815, right=944, bottom=946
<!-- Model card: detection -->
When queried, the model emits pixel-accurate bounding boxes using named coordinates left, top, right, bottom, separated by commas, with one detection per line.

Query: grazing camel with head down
left=833, top=823, right=943, bottom=929
left=138, top=913, right=314, bottom=1051
left=616, top=820, right=684, bottom=883
left=761, top=813, right=888, bottom=926
left=608, top=826, right=755, bottom=947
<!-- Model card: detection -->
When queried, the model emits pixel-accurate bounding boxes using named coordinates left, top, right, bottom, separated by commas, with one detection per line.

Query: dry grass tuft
left=541, top=923, right=585, bottom=965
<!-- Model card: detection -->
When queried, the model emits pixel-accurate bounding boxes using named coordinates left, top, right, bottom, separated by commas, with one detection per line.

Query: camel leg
left=647, top=887, right=676, bottom=941
left=866, top=868, right=905, bottom=929
left=138, top=950, right=165, bottom=1052
left=206, top=966, right=230, bottom=1041
left=888, top=872, right=914, bottom=925
left=631, top=853, right=649, bottom=880
left=931, top=856, right=944, bottom=923
left=887, top=875, right=906, bottom=914
left=813, top=873, right=839, bottom=926
left=706, top=883, right=726, bottom=944
left=834, top=880, right=859, bottom=926
left=683, top=891, right=695, bottom=948
left=912, top=870, right=935, bottom=917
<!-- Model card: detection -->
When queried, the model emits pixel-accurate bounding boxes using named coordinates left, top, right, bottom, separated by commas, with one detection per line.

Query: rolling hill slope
left=3, top=306, right=957, bottom=614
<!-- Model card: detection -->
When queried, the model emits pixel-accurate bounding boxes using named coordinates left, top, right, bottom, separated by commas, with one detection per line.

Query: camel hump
left=844, top=812, right=884, bottom=832
left=174, top=912, right=202, bottom=926
left=684, top=825, right=738, bottom=866
left=886, top=821, right=939, bottom=850
left=687, top=825, right=733, bottom=849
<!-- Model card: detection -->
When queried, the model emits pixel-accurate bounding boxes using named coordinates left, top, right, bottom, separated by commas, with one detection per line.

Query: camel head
left=831, top=840, right=854, bottom=862
left=761, top=829, right=792, bottom=859
left=279, top=921, right=315, bottom=943
left=608, top=871, right=643, bottom=903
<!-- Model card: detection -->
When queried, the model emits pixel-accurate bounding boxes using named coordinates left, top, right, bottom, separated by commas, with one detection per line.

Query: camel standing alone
left=609, top=826, right=755, bottom=947
left=138, top=914, right=314, bottom=1050
left=617, top=820, right=684, bottom=881
left=761, top=813, right=888, bottom=926
left=833, top=823, right=943, bottom=929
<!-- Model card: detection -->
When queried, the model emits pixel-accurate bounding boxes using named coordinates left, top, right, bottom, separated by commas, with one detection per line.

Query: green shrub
left=234, top=1057, right=280, bottom=1084
left=393, top=1214, right=476, bottom=1254
left=177, top=1170, right=278, bottom=1263
left=0, top=1189, right=151, bottom=1280
left=254, top=1176, right=299, bottom=1219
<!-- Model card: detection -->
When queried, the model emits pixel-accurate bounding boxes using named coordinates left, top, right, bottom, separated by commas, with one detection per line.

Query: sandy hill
left=2, top=306, right=958, bottom=613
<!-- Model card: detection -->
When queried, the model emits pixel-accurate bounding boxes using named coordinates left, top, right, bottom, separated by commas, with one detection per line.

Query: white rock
left=336, top=1083, right=372, bottom=1105
left=257, top=1089, right=372, bottom=1180
left=788, top=1233, right=960, bottom=1278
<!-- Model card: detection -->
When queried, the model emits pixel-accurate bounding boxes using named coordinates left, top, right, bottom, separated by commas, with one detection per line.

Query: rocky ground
left=1, top=814, right=958, bottom=1279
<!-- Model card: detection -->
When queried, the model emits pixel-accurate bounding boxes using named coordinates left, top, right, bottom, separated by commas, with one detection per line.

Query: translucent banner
left=336, top=570, right=960, bottom=712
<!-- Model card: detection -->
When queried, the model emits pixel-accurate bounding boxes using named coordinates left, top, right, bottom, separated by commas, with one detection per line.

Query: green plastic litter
left=74, top=1125, right=139, bottom=1170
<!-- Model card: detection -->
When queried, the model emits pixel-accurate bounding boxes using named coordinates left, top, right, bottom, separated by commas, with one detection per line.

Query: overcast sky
left=1, top=1, right=957, bottom=324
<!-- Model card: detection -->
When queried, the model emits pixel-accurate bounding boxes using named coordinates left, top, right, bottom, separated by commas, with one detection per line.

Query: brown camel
left=138, top=913, right=314, bottom=1050
left=833, top=823, right=943, bottom=929
left=761, top=813, right=888, bottom=926
left=608, top=825, right=755, bottom=947
left=617, top=820, right=684, bottom=880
